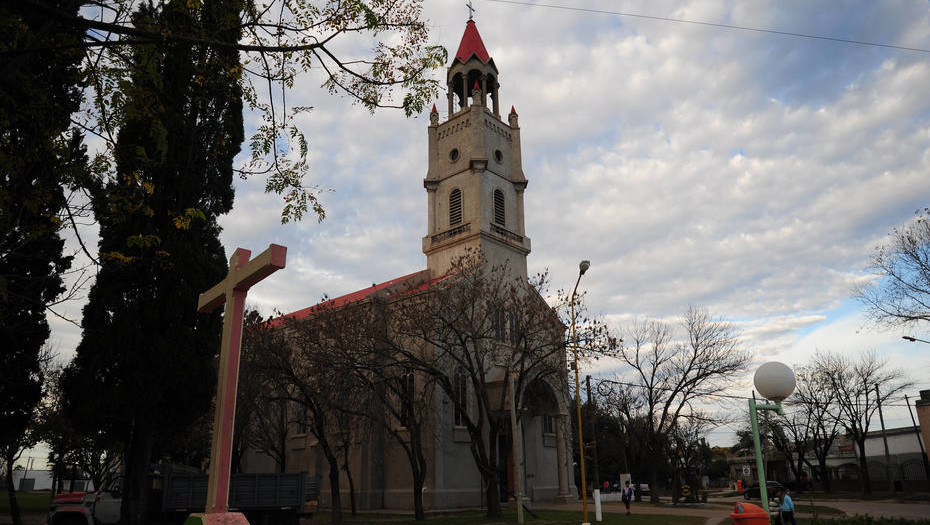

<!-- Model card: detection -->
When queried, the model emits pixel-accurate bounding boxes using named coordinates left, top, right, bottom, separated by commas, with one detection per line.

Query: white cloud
left=48, top=0, right=930, bottom=446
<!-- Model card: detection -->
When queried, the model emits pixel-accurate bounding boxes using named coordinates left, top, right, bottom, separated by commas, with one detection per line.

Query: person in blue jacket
left=621, top=481, right=634, bottom=515
left=779, top=488, right=797, bottom=525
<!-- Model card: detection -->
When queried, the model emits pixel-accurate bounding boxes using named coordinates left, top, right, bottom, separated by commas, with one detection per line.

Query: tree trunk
left=412, top=470, right=425, bottom=521
left=409, top=432, right=427, bottom=521
left=278, top=400, right=287, bottom=473
left=485, top=431, right=502, bottom=518
left=648, top=448, right=661, bottom=503
left=5, top=454, right=23, bottom=525
left=340, top=442, right=356, bottom=516
left=856, top=440, right=872, bottom=495
left=121, top=420, right=154, bottom=525
left=320, top=442, right=342, bottom=524
left=790, top=454, right=806, bottom=485
left=485, top=475, right=502, bottom=518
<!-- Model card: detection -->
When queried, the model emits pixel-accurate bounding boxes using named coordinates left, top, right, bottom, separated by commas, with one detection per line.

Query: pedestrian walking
left=779, top=488, right=797, bottom=525
left=621, top=481, right=634, bottom=515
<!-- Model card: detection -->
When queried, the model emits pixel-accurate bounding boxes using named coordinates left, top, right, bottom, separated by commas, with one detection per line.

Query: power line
left=596, top=377, right=921, bottom=408
left=485, top=0, right=930, bottom=54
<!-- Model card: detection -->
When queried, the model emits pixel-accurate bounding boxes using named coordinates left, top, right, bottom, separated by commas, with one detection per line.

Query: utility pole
left=875, top=384, right=896, bottom=493
left=586, top=375, right=600, bottom=489
left=586, top=375, right=602, bottom=522
left=904, top=395, right=930, bottom=481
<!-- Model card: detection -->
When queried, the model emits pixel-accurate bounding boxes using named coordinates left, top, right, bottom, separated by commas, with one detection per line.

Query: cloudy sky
left=48, top=0, right=930, bottom=447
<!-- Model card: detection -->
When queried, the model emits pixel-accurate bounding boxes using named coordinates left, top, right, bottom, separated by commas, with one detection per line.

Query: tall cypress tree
left=0, top=2, right=84, bottom=523
left=61, top=1, right=244, bottom=523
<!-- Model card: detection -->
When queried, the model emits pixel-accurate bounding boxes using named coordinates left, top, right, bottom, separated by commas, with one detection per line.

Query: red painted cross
left=197, top=244, right=286, bottom=514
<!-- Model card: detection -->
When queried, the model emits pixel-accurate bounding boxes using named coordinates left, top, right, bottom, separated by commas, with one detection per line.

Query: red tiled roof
left=455, top=19, right=491, bottom=63
left=268, top=270, right=445, bottom=327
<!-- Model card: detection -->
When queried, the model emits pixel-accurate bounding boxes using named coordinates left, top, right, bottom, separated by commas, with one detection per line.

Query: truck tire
left=52, top=514, right=88, bottom=525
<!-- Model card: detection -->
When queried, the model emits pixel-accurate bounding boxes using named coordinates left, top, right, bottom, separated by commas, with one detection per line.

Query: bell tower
left=423, top=19, right=531, bottom=278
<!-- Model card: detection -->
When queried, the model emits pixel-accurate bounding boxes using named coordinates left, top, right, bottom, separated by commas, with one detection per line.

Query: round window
left=494, top=149, right=503, bottom=163
left=449, top=148, right=460, bottom=161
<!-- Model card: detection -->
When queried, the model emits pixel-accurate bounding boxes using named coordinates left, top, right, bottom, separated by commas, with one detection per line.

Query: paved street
left=10, top=494, right=929, bottom=525
left=533, top=495, right=930, bottom=524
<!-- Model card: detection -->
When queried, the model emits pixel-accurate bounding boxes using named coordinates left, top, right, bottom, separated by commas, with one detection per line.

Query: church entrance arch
left=520, top=378, right=565, bottom=502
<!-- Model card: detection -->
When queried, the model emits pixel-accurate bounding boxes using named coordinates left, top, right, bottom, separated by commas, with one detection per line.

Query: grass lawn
left=0, top=492, right=51, bottom=513
left=311, top=509, right=707, bottom=524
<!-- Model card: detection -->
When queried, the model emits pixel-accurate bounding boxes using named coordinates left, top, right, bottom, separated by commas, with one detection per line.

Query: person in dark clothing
left=621, top=481, right=634, bottom=515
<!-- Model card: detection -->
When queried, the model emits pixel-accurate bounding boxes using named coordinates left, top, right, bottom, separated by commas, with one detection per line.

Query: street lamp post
left=571, top=260, right=591, bottom=525
left=903, top=335, right=930, bottom=344
left=749, top=362, right=796, bottom=518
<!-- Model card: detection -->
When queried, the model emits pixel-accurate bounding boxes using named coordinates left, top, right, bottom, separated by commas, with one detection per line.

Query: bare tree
left=812, top=351, right=912, bottom=494
left=667, top=417, right=713, bottom=500
left=772, top=405, right=812, bottom=487
left=787, top=365, right=842, bottom=492
left=236, top=310, right=291, bottom=473
left=40, top=367, right=122, bottom=493
left=855, top=207, right=930, bottom=330
left=2, top=345, right=55, bottom=525
left=267, top=293, right=437, bottom=521
left=264, top=303, right=364, bottom=524
left=602, top=307, right=750, bottom=502
left=387, top=253, right=573, bottom=518
left=338, top=301, right=436, bottom=521
left=296, top=297, right=435, bottom=520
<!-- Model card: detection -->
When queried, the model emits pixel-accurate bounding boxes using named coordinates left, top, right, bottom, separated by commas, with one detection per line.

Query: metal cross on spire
left=466, top=0, right=475, bottom=20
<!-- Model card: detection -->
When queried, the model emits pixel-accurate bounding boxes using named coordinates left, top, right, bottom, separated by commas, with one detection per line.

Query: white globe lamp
left=753, top=361, right=796, bottom=402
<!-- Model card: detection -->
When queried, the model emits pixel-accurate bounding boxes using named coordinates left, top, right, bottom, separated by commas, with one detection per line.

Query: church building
left=250, top=19, right=578, bottom=511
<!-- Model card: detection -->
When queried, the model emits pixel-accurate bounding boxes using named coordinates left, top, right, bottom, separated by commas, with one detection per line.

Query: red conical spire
left=510, top=105, right=517, bottom=115
left=431, top=103, right=437, bottom=113
left=455, top=19, right=491, bottom=63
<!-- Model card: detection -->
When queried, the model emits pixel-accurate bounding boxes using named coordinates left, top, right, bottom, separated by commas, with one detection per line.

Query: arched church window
left=508, top=311, right=520, bottom=346
left=493, top=189, right=505, bottom=226
left=399, top=370, right=415, bottom=428
left=292, top=401, right=307, bottom=434
left=450, top=188, right=463, bottom=226
left=453, top=369, right=467, bottom=427
left=543, top=415, right=555, bottom=435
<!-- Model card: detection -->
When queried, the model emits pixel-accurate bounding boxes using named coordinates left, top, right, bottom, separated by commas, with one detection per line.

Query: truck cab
left=49, top=490, right=121, bottom=525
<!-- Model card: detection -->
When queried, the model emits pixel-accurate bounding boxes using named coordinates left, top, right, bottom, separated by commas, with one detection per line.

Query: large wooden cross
left=197, top=244, right=287, bottom=515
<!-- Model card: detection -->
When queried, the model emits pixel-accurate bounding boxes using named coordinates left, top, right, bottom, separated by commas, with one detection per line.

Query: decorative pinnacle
left=510, top=105, right=517, bottom=115
left=431, top=103, right=438, bottom=113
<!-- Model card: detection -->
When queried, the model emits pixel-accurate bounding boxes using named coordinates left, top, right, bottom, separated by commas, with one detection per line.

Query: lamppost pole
left=571, top=260, right=590, bottom=525
left=749, top=362, right=796, bottom=518
left=748, top=395, right=781, bottom=514
left=903, top=335, right=930, bottom=344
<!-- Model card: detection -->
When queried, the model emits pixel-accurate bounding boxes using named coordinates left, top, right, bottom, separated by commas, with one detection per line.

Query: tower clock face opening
left=449, top=148, right=460, bottom=161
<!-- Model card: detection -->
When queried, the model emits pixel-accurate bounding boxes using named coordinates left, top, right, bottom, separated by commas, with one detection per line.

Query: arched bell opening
left=449, top=71, right=465, bottom=113
left=486, top=73, right=500, bottom=115
left=466, top=68, right=484, bottom=107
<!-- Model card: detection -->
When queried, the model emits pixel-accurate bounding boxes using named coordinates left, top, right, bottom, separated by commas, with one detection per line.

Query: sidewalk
left=532, top=498, right=737, bottom=525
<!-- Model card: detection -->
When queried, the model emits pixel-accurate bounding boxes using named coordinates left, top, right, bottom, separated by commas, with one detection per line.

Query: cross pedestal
left=185, top=244, right=287, bottom=525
